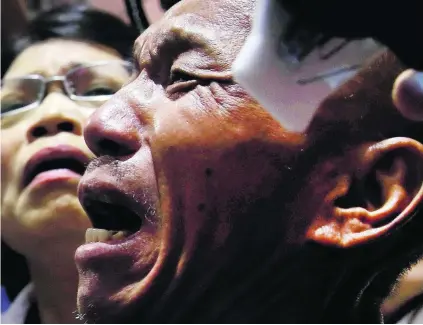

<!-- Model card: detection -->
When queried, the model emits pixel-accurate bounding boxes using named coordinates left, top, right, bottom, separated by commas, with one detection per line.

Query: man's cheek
left=154, top=123, right=285, bottom=208
left=151, top=98, right=296, bottom=205
left=154, top=139, right=285, bottom=257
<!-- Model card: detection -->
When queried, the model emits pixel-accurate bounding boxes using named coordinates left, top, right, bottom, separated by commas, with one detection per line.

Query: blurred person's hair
left=1, top=4, right=139, bottom=76
left=1, top=4, right=139, bottom=301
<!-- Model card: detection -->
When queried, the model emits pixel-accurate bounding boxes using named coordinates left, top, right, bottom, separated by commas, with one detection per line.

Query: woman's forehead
left=5, top=39, right=122, bottom=79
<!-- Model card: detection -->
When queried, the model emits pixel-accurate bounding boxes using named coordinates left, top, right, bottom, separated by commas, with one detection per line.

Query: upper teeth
left=85, top=228, right=130, bottom=243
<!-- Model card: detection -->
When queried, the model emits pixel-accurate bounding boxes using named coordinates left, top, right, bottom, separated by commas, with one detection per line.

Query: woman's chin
left=14, top=192, right=91, bottom=235
left=18, top=181, right=81, bottom=210
left=22, top=173, right=81, bottom=197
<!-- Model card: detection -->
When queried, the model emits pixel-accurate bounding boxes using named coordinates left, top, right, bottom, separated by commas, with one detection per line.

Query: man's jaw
left=73, top=156, right=302, bottom=323
left=73, top=148, right=297, bottom=323
left=74, top=150, right=168, bottom=321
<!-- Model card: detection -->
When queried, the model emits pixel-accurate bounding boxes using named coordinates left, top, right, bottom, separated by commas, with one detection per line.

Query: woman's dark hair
left=1, top=4, right=139, bottom=301
left=1, top=4, right=139, bottom=76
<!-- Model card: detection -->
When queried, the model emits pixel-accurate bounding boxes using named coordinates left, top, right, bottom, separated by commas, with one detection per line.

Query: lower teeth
left=85, top=228, right=130, bottom=243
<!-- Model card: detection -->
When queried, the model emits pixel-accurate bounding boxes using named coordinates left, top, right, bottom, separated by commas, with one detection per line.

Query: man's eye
left=83, top=86, right=116, bottom=97
left=167, top=70, right=200, bottom=97
left=169, top=70, right=194, bottom=84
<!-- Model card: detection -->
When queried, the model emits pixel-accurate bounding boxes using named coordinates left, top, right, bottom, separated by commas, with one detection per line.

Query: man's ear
left=307, top=137, right=423, bottom=248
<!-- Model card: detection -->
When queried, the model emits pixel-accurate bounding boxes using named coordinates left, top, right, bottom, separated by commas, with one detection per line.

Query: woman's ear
left=307, top=137, right=423, bottom=248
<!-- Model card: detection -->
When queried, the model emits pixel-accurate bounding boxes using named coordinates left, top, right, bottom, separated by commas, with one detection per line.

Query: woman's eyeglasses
left=1, top=61, right=136, bottom=117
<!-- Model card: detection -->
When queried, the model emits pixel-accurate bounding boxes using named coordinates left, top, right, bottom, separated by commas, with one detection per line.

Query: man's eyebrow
left=132, top=43, right=142, bottom=69
left=132, top=43, right=140, bottom=61
left=130, top=20, right=215, bottom=68
left=168, top=27, right=210, bottom=49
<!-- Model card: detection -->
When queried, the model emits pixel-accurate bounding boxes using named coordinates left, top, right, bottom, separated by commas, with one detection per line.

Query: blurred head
left=75, top=0, right=423, bottom=322
left=1, top=4, right=138, bottom=298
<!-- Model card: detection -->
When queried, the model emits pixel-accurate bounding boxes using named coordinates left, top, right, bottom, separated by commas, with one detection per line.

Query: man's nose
left=84, top=96, right=142, bottom=158
left=26, top=93, right=83, bottom=142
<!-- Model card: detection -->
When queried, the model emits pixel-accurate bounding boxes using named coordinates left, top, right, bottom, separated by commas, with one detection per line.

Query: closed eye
left=166, top=69, right=202, bottom=98
left=169, top=69, right=213, bottom=88
left=169, top=70, right=195, bottom=84
left=167, top=68, right=230, bottom=98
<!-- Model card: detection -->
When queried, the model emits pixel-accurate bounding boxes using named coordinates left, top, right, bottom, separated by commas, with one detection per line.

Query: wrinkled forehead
left=136, top=0, right=255, bottom=64
left=167, top=0, right=255, bottom=22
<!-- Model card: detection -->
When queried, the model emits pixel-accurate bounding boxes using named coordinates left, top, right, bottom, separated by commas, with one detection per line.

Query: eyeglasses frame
left=1, top=60, right=135, bottom=117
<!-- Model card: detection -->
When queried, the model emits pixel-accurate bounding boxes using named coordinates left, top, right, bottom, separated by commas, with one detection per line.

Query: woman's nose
left=26, top=93, right=83, bottom=142
left=83, top=97, right=142, bottom=158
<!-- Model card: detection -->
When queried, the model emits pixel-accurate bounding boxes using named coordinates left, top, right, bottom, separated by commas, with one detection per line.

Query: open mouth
left=82, top=197, right=149, bottom=244
left=76, top=146, right=160, bottom=264
left=23, top=145, right=90, bottom=187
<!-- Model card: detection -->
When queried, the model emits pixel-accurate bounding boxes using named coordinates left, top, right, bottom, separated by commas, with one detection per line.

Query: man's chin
left=75, top=234, right=162, bottom=322
left=77, top=289, right=108, bottom=322
left=77, top=270, right=133, bottom=323
left=77, top=269, right=161, bottom=324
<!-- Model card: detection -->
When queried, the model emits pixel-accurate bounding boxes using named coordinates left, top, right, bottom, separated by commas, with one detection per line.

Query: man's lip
left=76, top=181, right=159, bottom=266
left=75, top=241, right=125, bottom=264
left=78, top=181, right=149, bottom=224
left=76, top=146, right=160, bottom=267
left=77, top=148, right=160, bottom=230
left=74, top=224, right=157, bottom=284
left=22, top=145, right=91, bottom=188
left=75, top=229, right=145, bottom=265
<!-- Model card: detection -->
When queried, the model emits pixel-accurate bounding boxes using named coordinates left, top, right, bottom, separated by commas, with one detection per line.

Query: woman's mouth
left=23, top=145, right=91, bottom=188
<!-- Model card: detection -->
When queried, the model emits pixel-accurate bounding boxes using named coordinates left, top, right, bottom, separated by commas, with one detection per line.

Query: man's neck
left=240, top=244, right=383, bottom=323
left=26, top=241, right=82, bottom=324
left=139, top=243, right=383, bottom=323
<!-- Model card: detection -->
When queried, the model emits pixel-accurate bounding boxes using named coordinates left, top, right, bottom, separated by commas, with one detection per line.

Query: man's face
left=75, top=0, right=303, bottom=320
left=75, top=0, right=422, bottom=322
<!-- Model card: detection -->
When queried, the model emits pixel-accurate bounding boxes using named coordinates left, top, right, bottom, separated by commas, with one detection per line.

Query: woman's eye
left=83, top=86, right=116, bottom=97
left=1, top=101, right=28, bottom=114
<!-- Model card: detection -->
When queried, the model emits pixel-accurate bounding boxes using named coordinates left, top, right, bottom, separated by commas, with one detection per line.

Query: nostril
left=97, top=138, right=132, bottom=157
left=58, top=122, right=74, bottom=132
left=31, top=126, right=48, bottom=138
left=84, top=115, right=141, bottom=158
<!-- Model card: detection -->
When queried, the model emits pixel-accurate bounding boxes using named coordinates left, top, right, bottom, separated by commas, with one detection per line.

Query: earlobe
left=307, top=137, right=423, bottom=248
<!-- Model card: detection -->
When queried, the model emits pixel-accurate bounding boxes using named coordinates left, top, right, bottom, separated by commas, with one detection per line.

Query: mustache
left=85, top=155, right=119, bottom=173
left=86, top=155, right=128, bottom=183
left=83, top=156, right=159, bottom=225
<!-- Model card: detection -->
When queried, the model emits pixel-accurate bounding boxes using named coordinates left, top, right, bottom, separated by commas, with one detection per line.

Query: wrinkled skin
left=75, top=0, right=423, bottom=323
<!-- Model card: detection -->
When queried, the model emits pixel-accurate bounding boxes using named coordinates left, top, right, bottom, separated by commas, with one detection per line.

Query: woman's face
left=1, top=39, right=128, bottom=255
